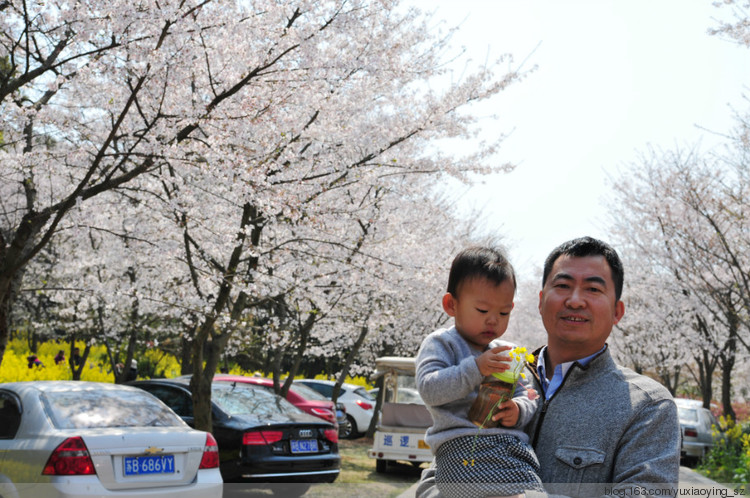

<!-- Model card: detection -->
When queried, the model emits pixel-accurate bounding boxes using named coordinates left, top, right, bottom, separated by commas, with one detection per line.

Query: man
left=416, top=236, right=680, bottom=497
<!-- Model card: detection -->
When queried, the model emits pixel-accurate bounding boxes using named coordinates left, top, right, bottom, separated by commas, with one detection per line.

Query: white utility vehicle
left=367, top=357, right=433, bottom=473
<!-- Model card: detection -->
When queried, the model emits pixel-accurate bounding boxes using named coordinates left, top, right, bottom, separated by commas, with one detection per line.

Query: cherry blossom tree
left=607, top=146, right=750, bottom=417
left=709, top=0, right=750, bottom=48
left=2, top=0, right=529, bottom=431
left=608, top=251, right=699, bottom=395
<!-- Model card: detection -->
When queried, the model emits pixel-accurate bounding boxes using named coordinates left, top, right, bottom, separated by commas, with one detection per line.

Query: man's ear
left=442, top=293, right=457, bottom=317
left=538, top=290, right=543, bottom=314
left=613, top=300, right=625, bottom=325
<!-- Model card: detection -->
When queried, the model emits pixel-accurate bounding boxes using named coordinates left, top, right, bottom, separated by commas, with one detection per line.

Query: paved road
left=678, top=465, right=730, bottom=488
left=397, top=466, right=729, bottom=497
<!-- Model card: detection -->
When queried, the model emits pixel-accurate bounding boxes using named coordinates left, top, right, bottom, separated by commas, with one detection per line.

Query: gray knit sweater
left=416, top=327, right=537, bottom=453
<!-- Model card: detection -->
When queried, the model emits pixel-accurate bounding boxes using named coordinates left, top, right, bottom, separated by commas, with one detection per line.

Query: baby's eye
left=499, top=312, right=510, bottom=316
left=476, top=308, right=488, bottom=314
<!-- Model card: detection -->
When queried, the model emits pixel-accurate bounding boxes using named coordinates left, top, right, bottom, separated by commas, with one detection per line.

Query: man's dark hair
left=542, top=236, right=624, bottom=301
left=446, top=246, right=516, bottom=297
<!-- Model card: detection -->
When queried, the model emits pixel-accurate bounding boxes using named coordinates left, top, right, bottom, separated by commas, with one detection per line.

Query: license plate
left=124, top=455, right=175, bottom=476
left=290, top=439, right=318, bottom=454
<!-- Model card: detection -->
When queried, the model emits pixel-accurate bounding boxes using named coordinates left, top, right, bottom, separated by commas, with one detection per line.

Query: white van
left=367, top=357, right=434, bottom=472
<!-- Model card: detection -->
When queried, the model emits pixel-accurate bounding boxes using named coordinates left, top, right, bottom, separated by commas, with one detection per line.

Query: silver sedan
left=0, top=381, right=222, bottom=498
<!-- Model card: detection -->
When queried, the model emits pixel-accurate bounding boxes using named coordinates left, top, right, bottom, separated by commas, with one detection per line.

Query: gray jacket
left=527, top=346, right=681, bottom=496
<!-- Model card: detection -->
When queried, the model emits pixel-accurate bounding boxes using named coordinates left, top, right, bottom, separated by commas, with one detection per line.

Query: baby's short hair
left=446, top=246, right=516, bottom=297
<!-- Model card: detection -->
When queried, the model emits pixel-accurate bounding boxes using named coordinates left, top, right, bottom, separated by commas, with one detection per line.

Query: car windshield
left=43, top=388, right=183, bottom=429
left=678, top=407, right=699, bottom=422
left=295, top=381, right=333, bottom=398
left=290, top=383, right=328, bottom=401
left=212, top=383, right=303, bottom=417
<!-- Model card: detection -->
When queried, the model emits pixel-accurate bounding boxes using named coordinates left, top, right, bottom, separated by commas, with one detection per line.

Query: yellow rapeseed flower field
left=1, top=337, right=371, bottom=387
left=1, top=339, right=115, bottom=383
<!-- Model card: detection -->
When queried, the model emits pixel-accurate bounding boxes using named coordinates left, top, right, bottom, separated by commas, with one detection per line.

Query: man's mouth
left=562, top=315, right=588, bottom=322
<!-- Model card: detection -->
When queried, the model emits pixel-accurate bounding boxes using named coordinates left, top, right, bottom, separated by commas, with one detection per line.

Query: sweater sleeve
left=611, top=396, right=681, bottom=486
left=416, top=330, right=483, bottom=407
left=511, top=366, right=539, bottom=429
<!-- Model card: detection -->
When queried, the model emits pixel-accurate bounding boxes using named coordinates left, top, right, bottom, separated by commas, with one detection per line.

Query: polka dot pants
left=435, top=434, right=544, bottom=497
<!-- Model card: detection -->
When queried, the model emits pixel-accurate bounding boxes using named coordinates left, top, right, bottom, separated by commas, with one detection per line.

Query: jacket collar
left=528, top=343, right=610, bottom=383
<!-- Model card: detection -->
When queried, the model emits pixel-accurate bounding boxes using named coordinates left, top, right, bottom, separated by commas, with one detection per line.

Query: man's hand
left=491, top=399, right=520, bottom=427
left=475, top=345, right=513, bottom=377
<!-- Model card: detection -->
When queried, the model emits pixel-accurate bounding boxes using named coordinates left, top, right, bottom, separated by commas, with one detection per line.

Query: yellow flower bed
left=1, top=339, right=116, bottom=383
left=1, top=337, right=370, bottom=388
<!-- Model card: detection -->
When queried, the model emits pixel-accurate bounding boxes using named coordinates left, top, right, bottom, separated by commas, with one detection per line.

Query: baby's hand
left=491, top=399, right=520, bottom=427
left=475, top=345, right=513, bottom=377
left=526, top=387, right=539, bottom=401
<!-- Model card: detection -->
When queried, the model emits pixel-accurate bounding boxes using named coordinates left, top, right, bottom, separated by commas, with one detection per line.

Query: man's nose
left=566, top=287, right=586, bottom=308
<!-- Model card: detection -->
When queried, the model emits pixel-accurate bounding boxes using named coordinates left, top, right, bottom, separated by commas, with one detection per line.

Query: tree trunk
left=695, top=350, right=716, bottom=407
left=656, top=361, right=681, bottom=396
left=281, top=312, right=315, bottom=397
left=189, top=311, right=232, bottom=432
left=720, top=359, right=735, bottom=420
left=189, top=320, right=215, bottom=433
left=180, top=334, right=193, bottom=376
left=366, top=375, right=384, bottom=438
left=332, top=318, right=370, bottom=403
left=0, top=278, right=11, bottom=367
left=0, top=263, right=31, bottom=367
left=70, top=344, right=91, bottom=381
left=719, top=309, right=738, bottom=419
left=189, top=365, right=214, bottom=432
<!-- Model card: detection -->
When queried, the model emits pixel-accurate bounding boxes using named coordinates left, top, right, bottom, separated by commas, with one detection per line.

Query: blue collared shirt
left=536, top=346, right=605, bottom=399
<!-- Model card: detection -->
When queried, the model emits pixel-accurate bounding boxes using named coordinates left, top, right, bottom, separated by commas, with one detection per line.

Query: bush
left=138, top=348, right=182, bottom=379
left=699, top=415, right=750, bottom=487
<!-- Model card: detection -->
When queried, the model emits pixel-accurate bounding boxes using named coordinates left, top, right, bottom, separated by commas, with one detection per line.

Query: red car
left=214, top=374, right=339, bottom=427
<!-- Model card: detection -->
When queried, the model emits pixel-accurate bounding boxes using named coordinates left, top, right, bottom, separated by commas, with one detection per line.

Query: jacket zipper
left=532, top=398, right=550, bottom=448
left=529, top=346, right=608, bottom=449
left=531, top=364, right=578, bottom=449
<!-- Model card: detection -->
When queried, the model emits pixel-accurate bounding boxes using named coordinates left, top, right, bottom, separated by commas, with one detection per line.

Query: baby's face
left=444, top=276, right=515, bottom=351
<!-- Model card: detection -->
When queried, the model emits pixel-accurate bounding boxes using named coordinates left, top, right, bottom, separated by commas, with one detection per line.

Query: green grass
left=305, top=437, right=424, bottom=497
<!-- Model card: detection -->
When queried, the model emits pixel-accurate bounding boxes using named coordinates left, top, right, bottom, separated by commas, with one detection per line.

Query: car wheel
left=339, top=415, right=357, bottom=439
left=376, top=458, right=388, bottom=473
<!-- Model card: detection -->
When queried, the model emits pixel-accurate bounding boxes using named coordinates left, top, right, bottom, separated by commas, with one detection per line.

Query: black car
left=127, top=378, right=340, bottom=492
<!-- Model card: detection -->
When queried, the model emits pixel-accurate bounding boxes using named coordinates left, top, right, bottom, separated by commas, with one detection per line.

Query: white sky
left=415, top=0, right=750, bottom=279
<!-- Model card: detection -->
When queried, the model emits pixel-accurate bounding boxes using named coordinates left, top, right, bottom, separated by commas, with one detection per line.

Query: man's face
left=443, top=277, right=515, bottom=351
left=538, top=254, right=625, bottom=363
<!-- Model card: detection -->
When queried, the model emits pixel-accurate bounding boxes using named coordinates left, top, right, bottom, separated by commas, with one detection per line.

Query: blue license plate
left=124, top=455, right=175, bottom=476
left=290, top=439, right=318, bottom=453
